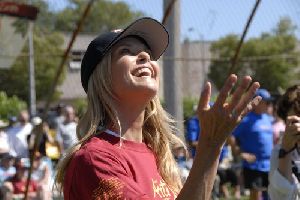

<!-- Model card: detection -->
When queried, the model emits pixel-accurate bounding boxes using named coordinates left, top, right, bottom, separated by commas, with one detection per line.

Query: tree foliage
left=0, top=0, right=143, bottom=105
left=0, top=29, right=65, bottom=103
left=42, top=0, right=143, bottom=33
left=0, top=91, right=27, bottom=120
left=208, top=17, right=299, bottom=92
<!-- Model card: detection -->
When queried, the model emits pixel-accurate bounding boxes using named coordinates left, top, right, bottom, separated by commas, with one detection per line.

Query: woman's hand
left=281, top=115, right=300, bottom=151
left=196, top=74, right=261, bottom=148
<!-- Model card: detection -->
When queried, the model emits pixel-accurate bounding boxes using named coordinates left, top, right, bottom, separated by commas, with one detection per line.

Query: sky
left=47, top=0, right=300, bottom=41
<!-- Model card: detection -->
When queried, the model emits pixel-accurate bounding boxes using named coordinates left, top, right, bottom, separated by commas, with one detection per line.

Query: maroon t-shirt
left=8, top=176, right=37, bottom=194
left=64, top=132, right=177, bottom=200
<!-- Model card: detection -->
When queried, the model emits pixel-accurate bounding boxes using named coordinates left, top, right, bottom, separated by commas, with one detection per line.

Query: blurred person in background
left=54, top=17, right=261, bottom=199
left=0, top=153, right=15, bottom=185
left=185, top=104, right=200, bottom=159
left=31, top=151, right=52, bottom=200
left=28, top=121, right=54, bottom=158
left=56, top=105, right=78, bottom=154
left=0, top=127, right=10, bottom=156
left=217, top=141, right=241, bottom=199
left=1, top=158, right=38, bottom=200
left=173, top=144, right=191, bottom=183
left=271, top=98, right=286, bottom=145
left=7, top=110, right=33, bottom=158
left=52, top=103, right=65, bottom=129
left=6, top=116, right=17, bottom=131
left=230, top=89, right=274, bottom=200
left=268, top=84, right=300, bottom=200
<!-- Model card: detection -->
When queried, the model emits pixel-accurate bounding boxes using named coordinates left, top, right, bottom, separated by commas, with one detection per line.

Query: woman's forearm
left=177, top=139, right=222, bottom=200
left=278, top=154, right=293, bottom=183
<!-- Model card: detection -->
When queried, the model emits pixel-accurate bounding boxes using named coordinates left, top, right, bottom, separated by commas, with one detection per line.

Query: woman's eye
left=120, top=48, right=131, bottom=54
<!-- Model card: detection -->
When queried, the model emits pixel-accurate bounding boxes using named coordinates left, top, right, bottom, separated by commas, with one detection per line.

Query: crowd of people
left=183, top=86, right=300, bottom=200
left=0, top=104, right=78, bottom=199
left=0, top=87, right=299, bottom=200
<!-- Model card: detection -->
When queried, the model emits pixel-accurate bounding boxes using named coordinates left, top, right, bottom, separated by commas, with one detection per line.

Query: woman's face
left=110, top=37, right=160, bottom=102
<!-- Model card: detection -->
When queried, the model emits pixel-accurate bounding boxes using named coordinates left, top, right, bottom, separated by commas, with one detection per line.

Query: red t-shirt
left=8, top=176, right=37, bottom=194
left=64, top=132, right=177, bottom=200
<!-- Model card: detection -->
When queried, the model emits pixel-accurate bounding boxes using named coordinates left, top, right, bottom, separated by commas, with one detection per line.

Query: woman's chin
left=133, top=78, right=159, bottom=93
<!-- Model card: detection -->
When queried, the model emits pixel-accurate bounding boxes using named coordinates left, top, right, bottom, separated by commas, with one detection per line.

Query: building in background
left=59, top=34, right=300, bottom=102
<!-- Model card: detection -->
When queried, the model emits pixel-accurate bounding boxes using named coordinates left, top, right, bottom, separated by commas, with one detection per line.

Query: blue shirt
left=233, top=112, right=274, bottom=172
left=0, top=166, right=16, bottom=184
left=186, top=116, right=200, bottom=158
left=219, top=145, right=229, bottom=162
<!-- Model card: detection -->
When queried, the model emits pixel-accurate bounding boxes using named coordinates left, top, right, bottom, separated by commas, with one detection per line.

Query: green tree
left=0, top=0, right=144, bottom=105
left=0, top=91, right=27, bottom=120
left=208, top=17, right=299, bottom=92
left=72, top=98, right=87, bottom=118
left=183, top=97, right=198, bottom=120
left=0, top=28, right=65, bottom=103
left=208, top=34, right=240, bottom=90
left=54, top=0, right=143, bottom=33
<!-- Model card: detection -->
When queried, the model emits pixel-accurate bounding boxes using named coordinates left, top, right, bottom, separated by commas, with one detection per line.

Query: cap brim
left=117, top=17, right=169, bottom=60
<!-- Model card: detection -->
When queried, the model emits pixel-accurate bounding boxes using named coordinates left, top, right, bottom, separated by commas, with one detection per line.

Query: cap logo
left=112, top=29, right=123, bottom=33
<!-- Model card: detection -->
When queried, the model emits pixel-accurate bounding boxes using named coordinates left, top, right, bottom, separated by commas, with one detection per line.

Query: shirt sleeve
left=268, top=169, right=299, bottom=200
left=72, top=149, right=152, bottom=200
left=268, top=147, right=300, bottom=200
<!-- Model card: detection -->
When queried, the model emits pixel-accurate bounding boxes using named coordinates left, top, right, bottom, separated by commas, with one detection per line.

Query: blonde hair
left=55, top=52, right=184, bottom=193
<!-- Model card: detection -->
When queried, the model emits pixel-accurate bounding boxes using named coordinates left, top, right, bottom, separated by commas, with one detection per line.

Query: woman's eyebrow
left=116, top=42, right=132, bottom=48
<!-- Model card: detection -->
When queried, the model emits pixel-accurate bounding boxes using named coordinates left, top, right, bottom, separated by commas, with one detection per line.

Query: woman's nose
left=137, top=51, right=150, bottom=63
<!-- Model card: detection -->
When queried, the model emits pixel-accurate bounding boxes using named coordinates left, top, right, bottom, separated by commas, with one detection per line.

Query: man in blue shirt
left=186, top=114, right=200, bottom=158
left=186, top=104, right=202, bottom=158
left=230, top=89, right=274, bottom=200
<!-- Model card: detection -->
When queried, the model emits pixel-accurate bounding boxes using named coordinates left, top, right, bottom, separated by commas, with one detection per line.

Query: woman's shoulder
left=75, top=133, right=123, bottom=161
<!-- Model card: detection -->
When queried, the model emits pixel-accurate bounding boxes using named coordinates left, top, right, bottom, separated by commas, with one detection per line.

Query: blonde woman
left=55, top=17, right=261, bottom=200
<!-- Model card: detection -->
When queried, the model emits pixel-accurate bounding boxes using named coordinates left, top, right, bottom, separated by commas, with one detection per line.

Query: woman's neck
left=112, top=101, right=146, bottom=143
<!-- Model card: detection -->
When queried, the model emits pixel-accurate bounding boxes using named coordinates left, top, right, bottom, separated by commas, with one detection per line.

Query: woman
left=55, top=17, right=261, bottom=199
left=268, top=85, right=300, bottom=200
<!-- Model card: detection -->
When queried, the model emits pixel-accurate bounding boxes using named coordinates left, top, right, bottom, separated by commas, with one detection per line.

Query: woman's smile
left=111, top=36, right=160, bottom=100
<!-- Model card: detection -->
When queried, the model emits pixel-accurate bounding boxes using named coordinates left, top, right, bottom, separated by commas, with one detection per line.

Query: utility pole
left=27, top=0, right=36, bottom=117
left=163, top=0, right=184, bottom=140
left=200, top=34, right=207, bottom=86
left=28, top=20, right=36, bottom=117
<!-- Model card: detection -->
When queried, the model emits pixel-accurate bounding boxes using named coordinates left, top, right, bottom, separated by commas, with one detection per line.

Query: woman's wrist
left=196, top=137, right=223, bottom=157
left=279, top=143, right=296, bottom=159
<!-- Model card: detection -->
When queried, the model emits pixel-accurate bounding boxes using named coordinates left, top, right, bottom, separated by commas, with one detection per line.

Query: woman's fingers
left=227, top=76, right=252, bottom=112
left=282, top=117, right=300, bottom=149
left=286, top=115, right=300, bottom=126
left=239, top=96, right=261, bottom=120
left=214, top=74, right=237, bottom=108
left=233, top=82, right=260, bottom=118
left=285, top=116, right=300, bottom=134
left=198, top=82, right=211, bottom=113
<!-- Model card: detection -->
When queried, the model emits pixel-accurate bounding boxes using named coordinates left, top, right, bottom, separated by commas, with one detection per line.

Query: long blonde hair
left=55, top=52, right=184, bottom=193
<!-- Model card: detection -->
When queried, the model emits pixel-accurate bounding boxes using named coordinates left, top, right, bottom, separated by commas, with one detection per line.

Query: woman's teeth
left=135, top=68, right=152, bottom=77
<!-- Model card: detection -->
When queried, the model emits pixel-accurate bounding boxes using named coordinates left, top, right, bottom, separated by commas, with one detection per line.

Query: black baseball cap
left=81, top=17, right=169, bottom=93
